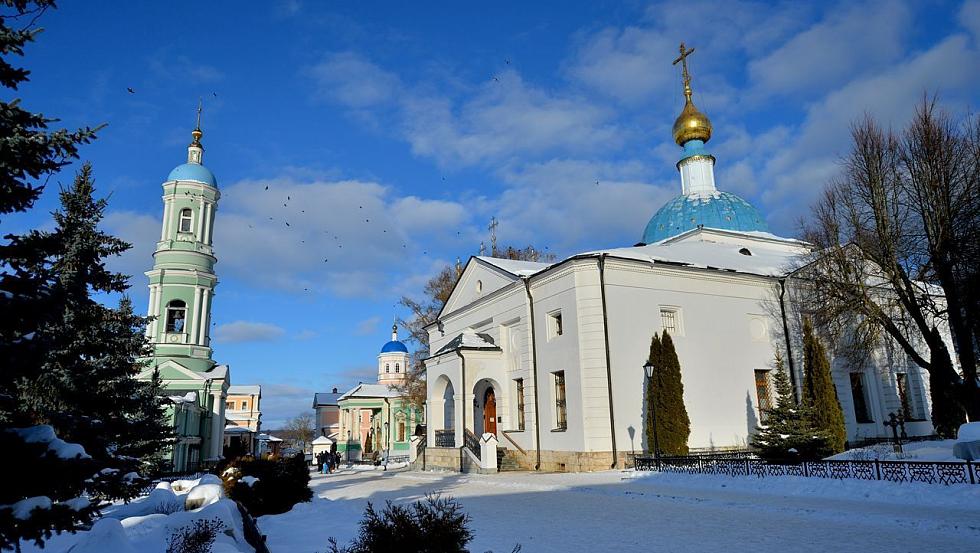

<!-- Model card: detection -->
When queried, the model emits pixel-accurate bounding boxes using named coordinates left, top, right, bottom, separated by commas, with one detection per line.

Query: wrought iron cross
left=488, top=216, right=498, bottom=256
left=673, top=43, right=695, bottom=90
left=195, top=97, right=203, bottom=130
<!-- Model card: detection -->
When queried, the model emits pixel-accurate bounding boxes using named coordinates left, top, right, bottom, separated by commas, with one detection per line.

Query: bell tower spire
left=188, top=99, right=204, bottom=165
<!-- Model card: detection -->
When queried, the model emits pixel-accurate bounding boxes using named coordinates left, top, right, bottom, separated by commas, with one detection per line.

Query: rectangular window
left=548, top=311, right=563, bottom=339
left=754, top=369, right=773, bottom=423
left=660, top=309, right=677, bottom=335
left=241, top=401, right=248, bottom=410
left=397, top=421, right=406, bottom=442
left=554, top=371, right=567, bottom=431
left=850, top=372, right=873, bottom=423
left=515, top=378, right=526, bottom=431
left=225, top=401, right=234, bottom=410
left=896, top=373, right=924, bottom=421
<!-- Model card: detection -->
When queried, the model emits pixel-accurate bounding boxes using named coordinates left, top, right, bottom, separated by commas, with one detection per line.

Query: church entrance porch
left=473, top=378, right=503, bottom=438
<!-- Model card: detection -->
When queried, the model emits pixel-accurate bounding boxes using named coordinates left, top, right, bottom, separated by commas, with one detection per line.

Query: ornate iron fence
left=435, top=429, right=455, bottom=448
left=631, top=455, right=979, bottom=485
left=464, top=429, right=481, bottom=461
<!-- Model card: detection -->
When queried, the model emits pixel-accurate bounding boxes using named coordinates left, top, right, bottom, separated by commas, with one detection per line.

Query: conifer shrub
left=645, top=332, right=691, bottom=455
left=328, top=495, right=473, bottom=553
left=751, top=354, right=832, bottom=462
left=801, top=319, right=847, bottom=454
left=221, top=454, right=311, bottom=516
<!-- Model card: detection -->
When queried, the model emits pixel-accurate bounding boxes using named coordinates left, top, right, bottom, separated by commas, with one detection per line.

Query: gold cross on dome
left=672, top=42, right=696, bottom=92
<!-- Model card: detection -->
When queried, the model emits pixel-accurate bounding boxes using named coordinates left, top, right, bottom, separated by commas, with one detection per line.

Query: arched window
left=166, top=300, right=187, bottom=333
left=385, top=363, right=390, bottom=373
left=395, top=363, right=400, bottom=373
left=179, top=208, right=193, bottom=233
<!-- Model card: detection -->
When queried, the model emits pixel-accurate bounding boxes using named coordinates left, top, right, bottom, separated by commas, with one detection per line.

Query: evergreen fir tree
left=1, top=165, right=172, bottom=549
left=751, top=353, right=832, bottom=462
left=645, top=332, right=690, bottom=455
left=801, top=319, right=847, bottom=453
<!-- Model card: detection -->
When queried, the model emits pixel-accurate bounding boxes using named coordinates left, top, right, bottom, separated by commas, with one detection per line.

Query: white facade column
left=191, top=286, right=203, bottom=343
left=154, top=283, right=165, bottom=338
left=202, top=202, right=213, bottom=245
left=199, top=289, right=211, bottom=345
left=196, top=196, right=206, bottom=242
left=145, top=285, right=157, bottom=337
left=210, top=389, right=225, bottom=460
left=161, top=197, right=172, bottom=240
left=454, top=397, right=464, bottom=448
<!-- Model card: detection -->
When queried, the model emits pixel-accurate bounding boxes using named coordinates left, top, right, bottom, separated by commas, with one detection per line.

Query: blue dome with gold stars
left=641, top=191, right=769, bottom=244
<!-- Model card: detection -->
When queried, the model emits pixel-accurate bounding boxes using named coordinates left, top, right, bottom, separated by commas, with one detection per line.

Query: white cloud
left=401, top=71, right=623, bottom=167
left=354, top=316, right=381, bottom=336
left=309, top=52, right=400, bottom=108
left=961, top=0, right=980, bottom=41
left=747, top=1, right=910, bottom=98
left=213, top=321, right=286, bottom=343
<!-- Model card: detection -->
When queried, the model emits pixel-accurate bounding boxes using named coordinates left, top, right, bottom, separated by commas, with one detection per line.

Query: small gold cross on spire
left=672, top=42, right=696, bottom=99
left=190, top=98, right=204, bottom=149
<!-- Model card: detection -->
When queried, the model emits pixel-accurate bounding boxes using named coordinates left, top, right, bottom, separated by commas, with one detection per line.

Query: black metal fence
left=631, top=455, right=980, bottom=486
left=435, top=429, right=455, bottom=448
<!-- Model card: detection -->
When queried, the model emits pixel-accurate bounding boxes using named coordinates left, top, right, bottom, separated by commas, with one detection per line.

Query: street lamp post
left=644, top=361, right=660, bottom=461
left=346, top=430, right=352, bottom=464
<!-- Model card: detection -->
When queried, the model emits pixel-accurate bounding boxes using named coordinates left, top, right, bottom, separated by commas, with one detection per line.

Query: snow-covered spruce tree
left=751, top=353, right=832, bottom=462
left=645, top=332, right=691, bottom=455
left=1, top=165, right=172, bottom=549
left=801, top=319, right=847, bottom=454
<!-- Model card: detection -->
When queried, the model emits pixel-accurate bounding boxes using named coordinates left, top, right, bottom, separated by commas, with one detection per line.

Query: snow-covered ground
left=260, top=467, right=980, bottom=552
left=829, top=439, right=962, bottom=462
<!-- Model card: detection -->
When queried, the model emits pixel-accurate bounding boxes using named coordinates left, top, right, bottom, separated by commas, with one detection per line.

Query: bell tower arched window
left=385, top=363, right=390, bottom=373
left=178, top=208, right=193, bottom=233
left=166, top=300, right=187, bottom=333
left=395, top=363, right=400, bottom=373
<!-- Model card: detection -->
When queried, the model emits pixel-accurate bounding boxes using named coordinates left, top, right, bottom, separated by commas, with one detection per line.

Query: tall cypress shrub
left=801, top=319, right=847, bottom=453
left=645, top=332, right=690, bottom=455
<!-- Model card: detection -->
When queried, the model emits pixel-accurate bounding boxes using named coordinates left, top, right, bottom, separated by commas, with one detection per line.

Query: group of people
left=315, top=450, right=341, bottom=474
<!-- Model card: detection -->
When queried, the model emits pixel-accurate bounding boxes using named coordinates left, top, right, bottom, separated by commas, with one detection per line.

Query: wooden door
left=484, top=388, right=497, bottom=435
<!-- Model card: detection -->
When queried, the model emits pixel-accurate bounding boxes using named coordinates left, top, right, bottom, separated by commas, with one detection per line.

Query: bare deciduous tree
left=282, top=412, right=316, bottom=451
left=394, top=246, right=555, bottom=410
left=797, top=98, right=980, bottom=436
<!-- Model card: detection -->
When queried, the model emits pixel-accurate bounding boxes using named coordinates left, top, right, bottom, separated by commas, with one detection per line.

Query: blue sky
left=4, top=0, right=980, bottom=427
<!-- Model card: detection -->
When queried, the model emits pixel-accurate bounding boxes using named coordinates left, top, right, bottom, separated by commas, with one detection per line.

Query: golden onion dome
left=672, top=89, right=712, bottom=146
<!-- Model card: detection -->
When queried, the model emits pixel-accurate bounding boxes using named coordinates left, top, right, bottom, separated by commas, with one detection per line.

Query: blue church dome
left=380, top=340, right=408, bottom=354
left=641, top=191, right=769, bottom=244
left=167, top=163, right=217, bottom=187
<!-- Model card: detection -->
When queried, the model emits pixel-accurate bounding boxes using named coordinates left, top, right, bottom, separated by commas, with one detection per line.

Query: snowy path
left=260, top=468, right=980, bottom=552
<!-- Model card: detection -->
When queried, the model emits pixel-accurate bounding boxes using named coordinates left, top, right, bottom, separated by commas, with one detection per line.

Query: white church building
left=422, top=47, right=936, bottom=472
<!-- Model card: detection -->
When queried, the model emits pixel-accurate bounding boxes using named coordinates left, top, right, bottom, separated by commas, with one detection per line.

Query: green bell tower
left=141, top=107, right=229, bottom=467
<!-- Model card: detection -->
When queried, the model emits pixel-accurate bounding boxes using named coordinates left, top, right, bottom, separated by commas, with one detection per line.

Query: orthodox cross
left=672, top=42, right=695, bottom=95
left=195, top=97, right=203, bottom=130
left=488, top=216, right=499, bottom=256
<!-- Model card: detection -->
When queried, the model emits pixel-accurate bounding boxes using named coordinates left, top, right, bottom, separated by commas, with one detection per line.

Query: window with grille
left=397, top=420, right=406, bottom=441
left=395, top=363, right=400, bottom=373
left=515, top=378, right=526, bottom=431
left=660, top=309, right=677, bottom=335
left=754, top=369, right=773, bottom=423
left=554, top=371, right=567, bottom=430
left=850, top=372, right=873, bottom=423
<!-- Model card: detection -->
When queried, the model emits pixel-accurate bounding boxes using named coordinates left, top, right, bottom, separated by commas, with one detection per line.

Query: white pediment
left=440, top=258, right=524, bottom=317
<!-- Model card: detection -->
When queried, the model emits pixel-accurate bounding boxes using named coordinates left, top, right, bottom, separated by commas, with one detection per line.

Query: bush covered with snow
left=327, top=494, right=474, bottom=553
left=221, top=454, right=311, bottom=516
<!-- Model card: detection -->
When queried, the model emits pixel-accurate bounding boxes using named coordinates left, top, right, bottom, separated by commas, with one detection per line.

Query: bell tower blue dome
left=380, top=323, right=408, bottom=353
left=642, top=191, right=769, bottom=243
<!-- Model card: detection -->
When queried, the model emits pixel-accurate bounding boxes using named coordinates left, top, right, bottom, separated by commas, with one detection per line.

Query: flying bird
left=127, top=87, right=135, bottom=94
left=285, top=222, right=290, bottom=227
left=265, top=185, right=269, bottom=190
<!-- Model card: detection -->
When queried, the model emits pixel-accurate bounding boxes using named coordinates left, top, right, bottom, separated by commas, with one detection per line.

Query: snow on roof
left=223, top=425, right=251, bottom=434
left=476, top=256, right=550, bottom=277
left=313, top=392, right=343, bottom=406
left=433, top=328, right=500, bottom=357
left=258, top=433, right=283, bottom=442
left=312, top=436, right=333, bottom=445
left=339, top=383, right=402, bottom=400
left=581, top=231, right=807, bottom=277
left=227, top=385, right=261, bottom=395
left=167, top=391, right=199, bottom=404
